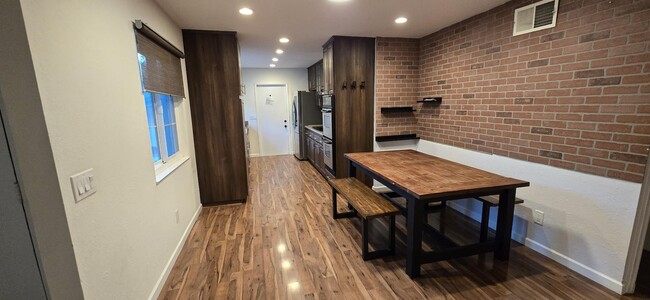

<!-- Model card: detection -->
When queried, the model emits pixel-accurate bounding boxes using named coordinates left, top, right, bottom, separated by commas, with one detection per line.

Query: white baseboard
left=148, top=205, right=202, bottom=300
left=250, top=153, right=260, bottom=158
left=524, top=238, right=623, bottom=294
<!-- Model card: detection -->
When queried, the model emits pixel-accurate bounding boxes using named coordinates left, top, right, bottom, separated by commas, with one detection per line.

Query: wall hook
left=351, top=81, right=357, bottom=89
left=360, top=81, right=366, bottom=89
left=342, top=81, right=347, bottom=89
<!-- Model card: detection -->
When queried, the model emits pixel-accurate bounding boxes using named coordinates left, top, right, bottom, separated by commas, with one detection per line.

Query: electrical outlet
left=175, top=210, right=179, bottom=224
left=533, top=210, right=544, bottom=225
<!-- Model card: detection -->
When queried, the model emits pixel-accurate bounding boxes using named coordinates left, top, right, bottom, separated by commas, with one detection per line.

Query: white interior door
left=0, top=112, right=47, bottom=299
left=255, top=84, right=290, bottom=156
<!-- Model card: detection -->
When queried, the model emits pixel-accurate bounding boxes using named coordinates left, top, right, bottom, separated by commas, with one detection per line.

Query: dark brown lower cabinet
left=182, top=30, right=248, bottom=205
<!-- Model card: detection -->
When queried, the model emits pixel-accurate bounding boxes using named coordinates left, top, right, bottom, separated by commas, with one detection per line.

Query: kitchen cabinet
left=322, top=43, right=333, bottom=94
left=305, top=127, right=327, bottom=177
left=182, top=30, right=248, bottom=205
left=322, top=36, right=375, bottom=185
left=307, top=65, right=315, bottom=92
left=307, top=60, right=323, bottom=92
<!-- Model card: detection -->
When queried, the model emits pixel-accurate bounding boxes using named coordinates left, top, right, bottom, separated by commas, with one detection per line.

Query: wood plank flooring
left=158, top=155, right=643, bottom=299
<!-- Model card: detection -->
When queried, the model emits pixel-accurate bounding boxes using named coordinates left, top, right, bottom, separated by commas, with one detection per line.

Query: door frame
left=622, top=151, right=650, bottom=294
left=253, top=83, right=291, bottom=156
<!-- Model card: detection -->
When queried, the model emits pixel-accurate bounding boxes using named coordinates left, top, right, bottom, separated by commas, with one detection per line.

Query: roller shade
left=135, top=22, right=185, bottom=97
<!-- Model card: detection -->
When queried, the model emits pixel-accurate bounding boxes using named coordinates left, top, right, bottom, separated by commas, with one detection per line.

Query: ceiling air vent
left=513, top=0, right=559, bottom=36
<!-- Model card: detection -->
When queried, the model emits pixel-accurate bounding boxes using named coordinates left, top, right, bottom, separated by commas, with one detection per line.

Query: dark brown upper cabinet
left=182, top=30, right=248, bottom=205
left=307, top=60, right=323, bottom=93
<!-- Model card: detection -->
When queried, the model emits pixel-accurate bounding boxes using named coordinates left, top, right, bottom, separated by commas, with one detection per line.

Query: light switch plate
left=70, top=168, right=96, bottom=203
left=533, top=210, right=544, bottom=225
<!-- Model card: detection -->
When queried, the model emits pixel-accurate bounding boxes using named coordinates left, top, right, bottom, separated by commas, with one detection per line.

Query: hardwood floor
left=158, top=155, right=641, bottom=299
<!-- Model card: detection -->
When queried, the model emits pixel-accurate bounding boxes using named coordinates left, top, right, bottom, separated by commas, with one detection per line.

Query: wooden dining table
left=345, top=150, right=530, bottom=278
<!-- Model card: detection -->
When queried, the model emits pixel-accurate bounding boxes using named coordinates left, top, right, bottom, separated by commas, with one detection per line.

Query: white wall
left=17, top=0, right=201, bottom=299
left=412, top=139, right=641, bottom=293
left=241, top=68, right=308, bottom=156
left=0, top=0, right=84, bottom=298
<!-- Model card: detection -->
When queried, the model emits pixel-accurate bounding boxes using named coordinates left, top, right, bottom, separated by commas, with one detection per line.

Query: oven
left=321, top=94, right=333, bottom=140
left=323, top=137, right=334, bottom=172
left=321, top=94, right=334, bottom=174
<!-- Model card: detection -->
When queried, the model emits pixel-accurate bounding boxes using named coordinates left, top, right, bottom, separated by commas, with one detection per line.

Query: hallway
left=158, top=155, right=634, bottom=299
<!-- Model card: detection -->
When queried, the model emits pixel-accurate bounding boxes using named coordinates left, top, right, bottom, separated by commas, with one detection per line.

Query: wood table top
left=345, top=150, right=529, bottom=201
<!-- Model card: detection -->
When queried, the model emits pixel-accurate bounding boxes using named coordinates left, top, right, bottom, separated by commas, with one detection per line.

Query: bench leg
left=332, top=188, right=356, bottom=219
left=389, top=215, right=396, bottom=255
left=362, top=216, right=396, bottom=261
left=332, top=189, right=338, bottom=218
left=480, top=202, right=490, bottom=242
left=362, top=219, right=370, bottom=260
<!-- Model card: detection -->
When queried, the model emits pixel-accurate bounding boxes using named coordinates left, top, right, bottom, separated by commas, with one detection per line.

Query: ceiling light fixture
left=276, top=49, right=284, bottom=54
left=272, top=57, right=279, bottom=62
left=395, top=17, right=408, bottom=24
left=270, top=64, right=276, bottom=68
left=279, top=37, right=290, bottom=43
left=239, top=7, right=253, bottom=15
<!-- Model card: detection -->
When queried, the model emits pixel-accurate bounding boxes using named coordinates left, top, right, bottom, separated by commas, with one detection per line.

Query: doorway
left=0, top=110, right=47, bottom=299
left=255, top=84, right=290, bottom=156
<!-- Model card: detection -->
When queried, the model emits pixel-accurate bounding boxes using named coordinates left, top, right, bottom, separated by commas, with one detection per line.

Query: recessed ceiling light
left=239, top=7, right=253, bottom=15
left=279, top=37, right=290, bottom=43
left=276, top=49, right=284, bottom=54
left=395, top=17, right=408, bottom=24
left=270, top=64, right=276, bottom=68
left=272, top=57, right=279, bottom=62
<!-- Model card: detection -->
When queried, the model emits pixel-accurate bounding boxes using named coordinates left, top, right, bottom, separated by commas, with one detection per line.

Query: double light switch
left=70, top=168, right=96, bottom=202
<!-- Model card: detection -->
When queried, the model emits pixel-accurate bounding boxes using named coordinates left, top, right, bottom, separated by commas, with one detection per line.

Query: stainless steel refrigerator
left=292, top=91, right=321, bottom=160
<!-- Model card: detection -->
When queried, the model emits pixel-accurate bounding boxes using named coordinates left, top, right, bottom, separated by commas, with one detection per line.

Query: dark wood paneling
left=331, top=36, right=375, bottom=185
left=182, top=30, right=248, bottom=204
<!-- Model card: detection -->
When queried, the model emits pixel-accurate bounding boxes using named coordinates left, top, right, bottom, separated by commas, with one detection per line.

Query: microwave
left=321, top=94, right=333, bottom=108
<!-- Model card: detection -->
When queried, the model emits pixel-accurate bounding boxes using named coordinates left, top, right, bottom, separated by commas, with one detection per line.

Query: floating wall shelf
left=417, top=97, right=443, bottom=104
left=375, top=134, right=420, bottom=142
left=380, top=106, right=416, bottom=113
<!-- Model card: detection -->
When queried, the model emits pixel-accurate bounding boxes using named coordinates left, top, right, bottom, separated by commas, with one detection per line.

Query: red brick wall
left=406, top=0, right=649, bottom=182
left=375, top=38, right=420, bottom=137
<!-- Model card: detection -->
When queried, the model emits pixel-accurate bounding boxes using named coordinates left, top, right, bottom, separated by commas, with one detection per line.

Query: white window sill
left=155, top=156, right=190, bottom=183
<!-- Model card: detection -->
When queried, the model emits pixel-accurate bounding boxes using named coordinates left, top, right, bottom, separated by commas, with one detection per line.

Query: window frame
left=145, top=92, right=179, bottom=169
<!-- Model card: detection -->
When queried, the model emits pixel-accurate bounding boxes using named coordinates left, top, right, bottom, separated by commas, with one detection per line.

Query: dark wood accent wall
left=328, top=36, right=375, bottom=184
left=182, top=30, right=248, bottom=204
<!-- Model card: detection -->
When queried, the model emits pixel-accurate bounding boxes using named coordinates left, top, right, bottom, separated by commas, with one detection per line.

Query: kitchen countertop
left=305, top=124, right=323, bottom=135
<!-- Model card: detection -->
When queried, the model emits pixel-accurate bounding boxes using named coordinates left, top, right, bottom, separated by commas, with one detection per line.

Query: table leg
left=406, top=197, right=425, bottom=278
left=348, top=160, right=356, bottom=177
left=495, top=189, right=516, bottom=260
left=347, top=160, right=356, bottom=210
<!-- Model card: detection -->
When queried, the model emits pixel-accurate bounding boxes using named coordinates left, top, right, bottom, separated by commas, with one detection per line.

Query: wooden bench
left=476, top=195, right=524, bottom=242
left=329, top=178, right=400, bottom=260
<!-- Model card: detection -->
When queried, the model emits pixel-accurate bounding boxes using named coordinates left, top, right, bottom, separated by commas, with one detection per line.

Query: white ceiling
left=155, top=0, right=510, bottom=68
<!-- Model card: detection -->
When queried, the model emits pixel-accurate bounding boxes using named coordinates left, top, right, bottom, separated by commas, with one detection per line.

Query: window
left=144, top=92, right=179, bottom=164
left=134, top=20, right=185, bottom=169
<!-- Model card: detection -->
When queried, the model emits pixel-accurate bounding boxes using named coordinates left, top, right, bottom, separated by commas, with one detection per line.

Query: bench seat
left=329, top=178, right=399, bottom=260
left=476, top=195, right=524, bottom=242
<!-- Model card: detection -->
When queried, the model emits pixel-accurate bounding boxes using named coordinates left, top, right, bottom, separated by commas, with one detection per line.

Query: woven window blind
left=135, top=31, right=185, bottom=97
